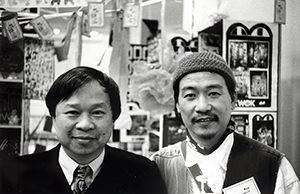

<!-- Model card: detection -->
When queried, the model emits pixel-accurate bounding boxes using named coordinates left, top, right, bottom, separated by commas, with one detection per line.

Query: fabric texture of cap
left=172, top=52, right=236, bottom=91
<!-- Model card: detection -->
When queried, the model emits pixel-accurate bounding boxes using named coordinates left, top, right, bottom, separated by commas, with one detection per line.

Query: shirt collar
left=185, top=132, right=234, bottom=171
left=59, top=146, right=105, bottom=185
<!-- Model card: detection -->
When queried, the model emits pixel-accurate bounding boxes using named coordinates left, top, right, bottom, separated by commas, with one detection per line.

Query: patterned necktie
left=72, top=165, right=93, bottom=194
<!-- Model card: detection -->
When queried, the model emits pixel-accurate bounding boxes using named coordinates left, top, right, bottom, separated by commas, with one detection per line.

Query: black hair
left=45, top=66, right=121, bottom=122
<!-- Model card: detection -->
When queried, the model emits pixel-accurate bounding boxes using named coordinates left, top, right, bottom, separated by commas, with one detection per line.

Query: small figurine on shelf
left=8, top=109, right=20, bottom=125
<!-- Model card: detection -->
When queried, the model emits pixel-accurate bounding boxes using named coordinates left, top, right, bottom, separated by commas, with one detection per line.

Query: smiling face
left=176, top=71, right=235, bottom=147
left=53, top=80, right=114, bottom=164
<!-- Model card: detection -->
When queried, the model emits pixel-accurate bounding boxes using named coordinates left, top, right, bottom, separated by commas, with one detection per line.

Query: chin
left=198, top=133, right=216, bottom=140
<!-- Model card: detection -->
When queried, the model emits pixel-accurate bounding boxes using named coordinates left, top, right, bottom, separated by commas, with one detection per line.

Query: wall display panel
left=231, top=112, right=277, bottom=148
left=223, top=20, right=279, bottom=111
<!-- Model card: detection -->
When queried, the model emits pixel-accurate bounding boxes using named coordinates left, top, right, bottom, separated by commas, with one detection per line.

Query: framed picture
left=252, top=114, right=275, bottom=148
left=2, top=17, right=23, bottom=43
left=250, top=70, right=268, bottom=99
left=274, top=0, right=286, bottom=24
left=123, top=4, right=139, bottom=27
left=88, top=1, right=105, bottom=28
left=231, top=111, right=277, bottom=148
left=30, top=15, right=54, bottom=40
left=161, top=114, right=186, bottom=147
left=231, top=114, right=249, bottom=137
left=120, top=103, right=149, bottom=142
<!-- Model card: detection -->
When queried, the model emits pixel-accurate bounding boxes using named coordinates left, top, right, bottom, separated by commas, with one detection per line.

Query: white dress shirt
left=185, top=133, right=300, bottom=194
left=58, top=146, right=105, bottom=185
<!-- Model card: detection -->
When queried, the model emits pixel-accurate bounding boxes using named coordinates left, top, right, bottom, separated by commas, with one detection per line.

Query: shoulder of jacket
left=233, top=132, right=284, bottom=158
left=151, top=142, right=182, bottom=159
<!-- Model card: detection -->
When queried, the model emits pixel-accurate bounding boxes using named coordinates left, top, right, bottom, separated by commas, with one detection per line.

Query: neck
left=63, top=146, right=104, bottom=165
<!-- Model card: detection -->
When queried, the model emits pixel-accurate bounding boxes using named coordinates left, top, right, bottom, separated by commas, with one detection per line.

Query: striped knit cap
left=173, top=52, right=236, bottom=99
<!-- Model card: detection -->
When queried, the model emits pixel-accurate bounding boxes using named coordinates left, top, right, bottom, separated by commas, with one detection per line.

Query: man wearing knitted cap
left=151, top=52, right=299, bottom=194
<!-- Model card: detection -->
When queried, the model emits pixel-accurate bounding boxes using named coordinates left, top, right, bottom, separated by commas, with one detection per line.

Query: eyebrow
left=64, top=102, right=108, bottom=109
left=181, top=83, right=224, bottom=91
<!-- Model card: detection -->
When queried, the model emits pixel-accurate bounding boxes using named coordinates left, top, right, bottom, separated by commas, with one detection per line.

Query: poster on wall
left=231, top=112, right=277, bottom=148
left=224, top=20, right=278, bottom=111
left=24, top=38, right=55, bottom=100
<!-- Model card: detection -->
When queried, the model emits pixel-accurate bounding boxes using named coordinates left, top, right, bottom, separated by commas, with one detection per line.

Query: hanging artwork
left=23, top=38, right=55, bottom=100
left=30, top=15, right=54, bottom=40
left=123, top=4, right=139, bottom=27
left=88, top=1, right=105, bottom=28
left=1, top=14, right=23, bottom=43
left=274, top=0, right=286, bottom=24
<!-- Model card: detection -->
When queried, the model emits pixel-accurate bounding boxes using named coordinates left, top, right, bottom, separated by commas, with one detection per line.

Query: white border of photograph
left=249, top=69, right=269, bottom=99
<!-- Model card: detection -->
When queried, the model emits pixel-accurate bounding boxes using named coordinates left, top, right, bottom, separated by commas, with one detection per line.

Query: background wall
left=279, top=0, right=300, bottom=178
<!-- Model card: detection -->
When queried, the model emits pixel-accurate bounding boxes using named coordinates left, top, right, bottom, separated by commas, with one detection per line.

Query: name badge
left=222, top=177, right=261, bottom=194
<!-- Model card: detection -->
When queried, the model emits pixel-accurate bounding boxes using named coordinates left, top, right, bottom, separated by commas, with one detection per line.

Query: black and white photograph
left=0, top=2, right=299, bottom=194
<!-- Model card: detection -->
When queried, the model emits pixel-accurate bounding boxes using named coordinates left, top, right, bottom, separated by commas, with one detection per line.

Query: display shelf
left=0, top=127, right=21, bottom=160
left=0, top=124, right=22, bottom=129
left=0, top=79, right=23, bottom=83
left=0, top=36, right=24, bottom=157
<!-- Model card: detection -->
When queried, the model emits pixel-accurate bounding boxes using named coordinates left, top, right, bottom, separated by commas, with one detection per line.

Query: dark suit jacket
left=0, top=144, right=167, bottom=194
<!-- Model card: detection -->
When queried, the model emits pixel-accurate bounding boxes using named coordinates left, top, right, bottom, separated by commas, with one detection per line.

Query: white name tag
left=222, top=177, right=261, bottom=194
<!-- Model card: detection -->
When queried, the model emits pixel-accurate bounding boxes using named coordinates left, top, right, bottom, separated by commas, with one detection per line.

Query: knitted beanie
left=173, top=52, right=236, bottom=97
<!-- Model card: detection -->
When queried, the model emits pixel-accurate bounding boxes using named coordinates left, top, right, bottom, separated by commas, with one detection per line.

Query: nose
left=194, top=95, right=212, bottom=113
left=75, top=114, right=94, bottom=131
